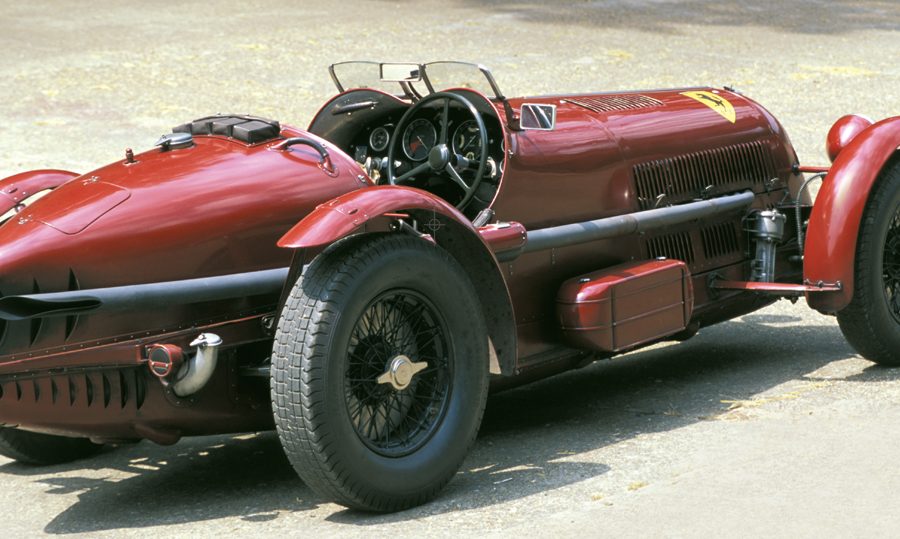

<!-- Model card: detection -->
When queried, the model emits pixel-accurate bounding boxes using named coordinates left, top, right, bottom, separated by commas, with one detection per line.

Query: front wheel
left=271, top=234, right=489, bottom=511
left=837, top=161, right=900, bottom=365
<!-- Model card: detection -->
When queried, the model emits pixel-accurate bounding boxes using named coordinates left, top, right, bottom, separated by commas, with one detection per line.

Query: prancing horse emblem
left=681, top=90, right=736, bottom=124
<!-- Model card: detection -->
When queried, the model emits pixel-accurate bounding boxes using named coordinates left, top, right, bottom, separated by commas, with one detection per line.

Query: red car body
left=0, top=62, right=897, bottom=511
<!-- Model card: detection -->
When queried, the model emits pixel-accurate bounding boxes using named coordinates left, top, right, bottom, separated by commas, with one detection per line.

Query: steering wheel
left=387, top=92, right=489, bottom=210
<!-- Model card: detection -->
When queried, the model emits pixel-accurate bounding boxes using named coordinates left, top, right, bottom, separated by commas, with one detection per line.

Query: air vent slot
left=701, top=222, right=740, bottom=260
left=0, top=368, right=147, bottom=412
left=647, top=232, right=694, bottom=264
left=633, top=140, right=777, bottom=210
left=29, top=279, right=42, bottom=345
left=65, top=269, right=80, bottom=341
left=565, top=95, right=663, bottom=114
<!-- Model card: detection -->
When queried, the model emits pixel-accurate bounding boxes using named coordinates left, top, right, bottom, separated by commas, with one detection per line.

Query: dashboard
left=347, top=102, right=506, bottom=211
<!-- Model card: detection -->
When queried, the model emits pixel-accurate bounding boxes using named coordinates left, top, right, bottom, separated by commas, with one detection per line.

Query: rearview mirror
left=380, top=63, right=422, bottom=82
left=520, top=104, right=556, bottom=130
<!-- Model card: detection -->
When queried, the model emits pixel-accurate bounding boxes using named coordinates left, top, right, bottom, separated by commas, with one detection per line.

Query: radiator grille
left=701, top=222, right=740, bottom=260
left=647, top=232, right=694, bottom=264
left=565, top=95, right=663, bottom=114
left=633, top=141, right=777, bottom=210
left=0, top=368, right=146, bottom=411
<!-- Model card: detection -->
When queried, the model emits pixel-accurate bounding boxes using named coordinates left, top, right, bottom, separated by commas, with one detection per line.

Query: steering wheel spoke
left=445, top=164, right=471, bottom=190
left=395, top=162, right=431, bottom=183
left=439, top=100, right=450, bottom=144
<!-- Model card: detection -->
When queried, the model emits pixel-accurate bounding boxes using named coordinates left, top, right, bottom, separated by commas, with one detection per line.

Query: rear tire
left=837, top=161, right=900, bottom=365
left=271, top=234, right=489, bottom=511
left=0, top=427, right=102, bottom=465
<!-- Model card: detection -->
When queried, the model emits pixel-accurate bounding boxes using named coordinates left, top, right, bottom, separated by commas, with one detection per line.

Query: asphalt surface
left=1, top=1, right=899, bottom=537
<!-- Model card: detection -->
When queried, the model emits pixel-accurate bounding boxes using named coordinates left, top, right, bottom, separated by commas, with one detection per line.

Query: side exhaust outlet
left=170, top=333, right=223, bottom=397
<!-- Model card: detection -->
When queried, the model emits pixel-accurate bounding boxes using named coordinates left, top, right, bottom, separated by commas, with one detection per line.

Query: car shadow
left=1, top=433, right=317, bottom=533
left=449, top=0, right=900, bottom=35
left=3, top=314, right=894, bottom=533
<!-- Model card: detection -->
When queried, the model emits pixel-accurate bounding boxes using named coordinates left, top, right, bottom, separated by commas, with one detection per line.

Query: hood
left=0, top=129, right=364, bottom=357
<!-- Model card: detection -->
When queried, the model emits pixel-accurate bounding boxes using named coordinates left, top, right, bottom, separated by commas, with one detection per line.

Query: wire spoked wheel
left=272, top=234, right=489, bottom=511
left=883, top=207, right=900, bottom=323
left=838, top=163, right=900, bottom=365
left=345, top=290, right=452, bottom=457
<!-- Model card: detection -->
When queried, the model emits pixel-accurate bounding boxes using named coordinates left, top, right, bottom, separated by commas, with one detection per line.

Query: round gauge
left=452, top=120, right=484, bottom=160
left=402, top=118, right=437, bottom=161
left=368, top=126, right=390, bottom=152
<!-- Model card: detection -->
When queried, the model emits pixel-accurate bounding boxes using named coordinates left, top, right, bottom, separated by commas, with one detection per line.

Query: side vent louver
left=634, top=141, right=777, bottom=210
left=65, top=269, right=80, bottom=341
left=701, top=222, right=740, bottom=260
left=0, top=368, right=147, bottom=411
left=565, top=95, right=664, bottom=114
left=647, top=232, right=694, bottom=264
left=29, top=279, right=42, bottom=345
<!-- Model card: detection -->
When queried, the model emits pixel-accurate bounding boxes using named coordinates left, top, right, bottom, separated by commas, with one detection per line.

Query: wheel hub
left=377, top=354, right=428, bottom=391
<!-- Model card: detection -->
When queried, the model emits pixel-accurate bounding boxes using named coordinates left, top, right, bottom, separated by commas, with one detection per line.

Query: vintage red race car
left=0, top=61, right=897, bottom=511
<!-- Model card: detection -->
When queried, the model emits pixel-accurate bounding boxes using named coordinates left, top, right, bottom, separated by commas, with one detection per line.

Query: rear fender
left=278, top=185, right=518, bottom=375
left=804, top=117, right=900, bottom=313
left=0, top=169, right=79, bottom=214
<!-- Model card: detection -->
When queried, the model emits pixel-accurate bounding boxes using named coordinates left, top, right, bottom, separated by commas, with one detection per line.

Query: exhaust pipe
left=170, top=333, right=223, bottom=397
left=0, top=267, right=288, bottom=321
left=521, top=191, right=755, bottom=254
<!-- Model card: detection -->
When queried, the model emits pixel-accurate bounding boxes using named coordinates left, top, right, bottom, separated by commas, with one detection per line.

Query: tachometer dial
left=402, top=119, right=437, bottom=161
left=452, top=120, right=484, bottom=160
left=369, top=127, right=390, bottom=152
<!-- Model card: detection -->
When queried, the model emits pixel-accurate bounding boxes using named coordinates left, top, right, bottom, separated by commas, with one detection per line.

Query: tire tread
left=271, top=234, right=488, bottom=511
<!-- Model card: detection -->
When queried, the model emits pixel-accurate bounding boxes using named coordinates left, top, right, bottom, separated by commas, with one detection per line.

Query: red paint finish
left=0, top=169, right=78, bottom=213
left=556, top=259, right=692, bottom=352
left=491, top=87, right=791, bottom=229
left=711, top=280, right=842, bottom=295
left=483, top=87, right=794, bottom=358
left=0, top=364, right=273, bottom=443
left=0, top=128, right=361, bottom=360
left=796, top=165, right=830, bottom=174
left=0, top=71, right=861, bottom=446
left=804, top=117, right=900, bottom=313
left=477, top=222, right=526, bottom=255
left=826, top=114, right=874, bottom=162
left=34, top=178, right=131, bottom=235
left=277, top=185, right=473, bottom=248
left=146, top=343, right=184, bottom=378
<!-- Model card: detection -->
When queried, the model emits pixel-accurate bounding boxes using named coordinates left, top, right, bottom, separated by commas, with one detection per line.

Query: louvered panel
left=633, top=140, right=777, bottom=210
left=0, top=368, right=147, bottom=411
left=647, top=232, right=694, bottom=264
left=701, top=222, right=741, bottom=260
left=565, top=94, right=664, bottom=114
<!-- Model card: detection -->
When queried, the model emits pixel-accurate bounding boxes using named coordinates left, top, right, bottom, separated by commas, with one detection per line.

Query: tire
left=271, top=234, right=489, bottom=511
left=837, top=161, right=900, bottom=365
left=0, top=427, right=102, bottom=465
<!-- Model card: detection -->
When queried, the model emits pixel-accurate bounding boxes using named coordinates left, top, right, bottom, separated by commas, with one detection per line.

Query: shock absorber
left=749, top=209, right=786, bottom=282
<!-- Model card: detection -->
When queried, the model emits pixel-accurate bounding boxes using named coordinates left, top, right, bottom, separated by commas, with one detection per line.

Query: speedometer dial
left=402, top=119, right=437, bottom=161
left=452, top=120, right=484, bottom=160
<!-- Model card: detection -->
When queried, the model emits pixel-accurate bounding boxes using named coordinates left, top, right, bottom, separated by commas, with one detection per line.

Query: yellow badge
left=680, top=91, right=736, bottom=123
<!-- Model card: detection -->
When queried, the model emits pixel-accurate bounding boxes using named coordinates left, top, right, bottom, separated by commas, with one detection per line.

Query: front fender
left=277, top=185, right=519, bottom=375
left=0, top=169, right=79, bottom=214
left=804, top=117, right=900, bottom=313
left=277, top=185, right=475, bottom=248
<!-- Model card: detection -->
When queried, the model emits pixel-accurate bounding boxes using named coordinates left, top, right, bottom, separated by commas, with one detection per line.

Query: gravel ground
left=1, top=1, right=899, bottom=537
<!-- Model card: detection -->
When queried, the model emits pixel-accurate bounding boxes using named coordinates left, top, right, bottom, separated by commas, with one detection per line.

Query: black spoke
left=344, top=289, right=452, bottom=457
left=439, top=100, right=450, bottom=144
left=885, top=207, right=900, bottom=321
left=444, top=164, right=470, bottom=190
left=395, top=162, right=431, bottom=183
